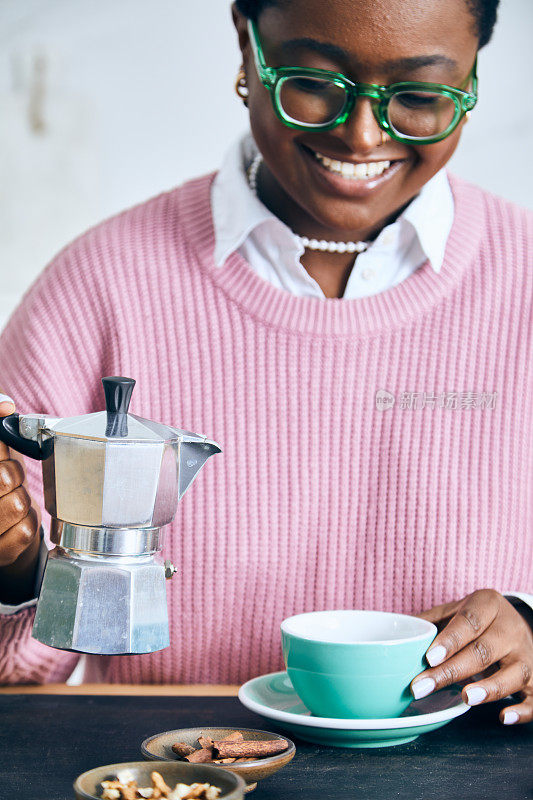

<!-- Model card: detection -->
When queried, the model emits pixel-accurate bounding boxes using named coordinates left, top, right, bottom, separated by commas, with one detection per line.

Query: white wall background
left=1, top=0, right=532, bottom=328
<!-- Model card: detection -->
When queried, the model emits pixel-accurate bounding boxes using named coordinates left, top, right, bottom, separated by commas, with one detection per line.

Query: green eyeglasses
left=248, top=20, right=478, bottom=145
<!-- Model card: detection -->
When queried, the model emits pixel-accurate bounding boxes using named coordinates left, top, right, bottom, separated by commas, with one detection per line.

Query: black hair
left=235, top=0, right=499, bottom=49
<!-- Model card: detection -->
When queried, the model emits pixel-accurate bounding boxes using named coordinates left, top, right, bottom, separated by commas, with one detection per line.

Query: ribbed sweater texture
left=0, top=172, right=531, bottom=685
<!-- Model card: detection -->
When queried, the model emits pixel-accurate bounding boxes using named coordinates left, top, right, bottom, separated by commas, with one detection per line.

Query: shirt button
left=361, top=268, right=374, bottom=280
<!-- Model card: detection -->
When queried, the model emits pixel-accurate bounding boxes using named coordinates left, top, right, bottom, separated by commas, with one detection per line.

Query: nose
left=335, top=96, right=383, bottom=154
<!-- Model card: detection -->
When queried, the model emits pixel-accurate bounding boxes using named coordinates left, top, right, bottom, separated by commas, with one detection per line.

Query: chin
left=307, top=202, right=385, bottom=237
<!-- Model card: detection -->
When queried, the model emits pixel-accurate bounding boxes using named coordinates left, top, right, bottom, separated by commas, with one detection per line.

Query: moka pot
left=0, top=376, right=221, bottom=655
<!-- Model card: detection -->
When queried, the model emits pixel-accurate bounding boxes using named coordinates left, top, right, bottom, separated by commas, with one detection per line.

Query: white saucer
left=238, top=671, right=470, bottom=748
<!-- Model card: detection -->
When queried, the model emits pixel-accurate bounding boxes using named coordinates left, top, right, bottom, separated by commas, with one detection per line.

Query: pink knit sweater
left=0, top=172, right=531, bottom=685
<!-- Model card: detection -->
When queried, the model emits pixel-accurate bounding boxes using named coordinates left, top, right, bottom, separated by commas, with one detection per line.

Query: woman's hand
left=0, top=394, right=41, bottom=605
left=412, top=589, right=533, bottom=725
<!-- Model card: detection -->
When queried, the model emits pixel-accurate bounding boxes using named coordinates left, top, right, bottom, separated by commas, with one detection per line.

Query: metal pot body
left=41, top=434, right=180, bottom=529
left=32, top=547, right=170, bottom=654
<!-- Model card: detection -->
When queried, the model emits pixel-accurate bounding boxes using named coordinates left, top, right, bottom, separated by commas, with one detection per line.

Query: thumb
left=416, top=598, right=462, bottom=624
left=0, top=393, right=16, bottom=460
left=0, top=393, right=15, bottom=417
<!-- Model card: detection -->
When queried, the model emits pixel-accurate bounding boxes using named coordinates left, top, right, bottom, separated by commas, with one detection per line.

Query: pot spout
left=177, top=432, right=221, bottom=500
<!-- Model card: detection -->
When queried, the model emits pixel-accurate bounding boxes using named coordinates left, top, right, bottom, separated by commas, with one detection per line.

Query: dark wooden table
left=0, top=693, right=531, bottom=800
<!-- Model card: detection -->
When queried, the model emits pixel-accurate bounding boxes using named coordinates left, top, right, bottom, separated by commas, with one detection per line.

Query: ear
left=231, top=2, right=251, bottom=60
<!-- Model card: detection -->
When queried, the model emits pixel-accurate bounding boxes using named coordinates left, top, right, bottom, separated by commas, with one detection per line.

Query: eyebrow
left=281, top=38, right=457, bottom=73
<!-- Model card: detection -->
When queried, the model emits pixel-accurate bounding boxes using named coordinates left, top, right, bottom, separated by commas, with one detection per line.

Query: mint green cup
left=281, top=610, right=437, bottom=719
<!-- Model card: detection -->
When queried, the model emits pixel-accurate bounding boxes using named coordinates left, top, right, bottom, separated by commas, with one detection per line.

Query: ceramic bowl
left=281, top=609, right=437, bottom=719
left=74, top=760, right=246, bottom=800
left=141, top=727, right=295, bottom=793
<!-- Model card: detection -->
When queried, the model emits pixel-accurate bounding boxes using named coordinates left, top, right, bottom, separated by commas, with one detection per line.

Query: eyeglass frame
left=247, top=19, right=478, bottom=145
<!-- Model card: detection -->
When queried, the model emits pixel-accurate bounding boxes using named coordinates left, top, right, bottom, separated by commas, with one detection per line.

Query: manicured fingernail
left=412, top=677, right=436, bottom=699
left=503, top=710, right=519, bottom=725
left=465, top=686, right=487, bottom=706
left=0, top=394, right=14, bottom=405
left=426, top=644, right=447, bottom=667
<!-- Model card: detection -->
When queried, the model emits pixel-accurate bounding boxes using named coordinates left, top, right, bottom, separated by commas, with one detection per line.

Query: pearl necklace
left=247, top=152, right=368, bottom=254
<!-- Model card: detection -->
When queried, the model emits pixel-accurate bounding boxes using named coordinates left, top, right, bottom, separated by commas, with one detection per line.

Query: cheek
left=245, top=57, right=304, bottom=152
left=247, top=85, right=299, bottom=165
left=248, top=94, right=278, bottom=144
left=411, top=123, right=465, bottom=173
left=246, top=64, right=278, bottom=135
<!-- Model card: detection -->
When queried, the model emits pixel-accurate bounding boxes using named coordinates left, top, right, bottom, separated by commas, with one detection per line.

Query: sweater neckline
left=179, top=171, right=484, bottom=337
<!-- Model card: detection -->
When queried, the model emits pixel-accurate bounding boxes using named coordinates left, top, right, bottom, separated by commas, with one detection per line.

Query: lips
left=313, top=151, right=391, bottom=179
left=299, top=144, right=406, bottom=197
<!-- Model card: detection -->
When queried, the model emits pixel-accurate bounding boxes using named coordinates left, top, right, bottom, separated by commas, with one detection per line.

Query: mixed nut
left=100, top=771, right=221, bottom=800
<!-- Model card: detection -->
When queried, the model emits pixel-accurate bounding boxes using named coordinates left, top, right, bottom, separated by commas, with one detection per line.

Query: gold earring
left=465, top=111, right=471, bottom=122
left=381, top=130, right=389, bottom=145
left=235, top=68, right=249, bottom=107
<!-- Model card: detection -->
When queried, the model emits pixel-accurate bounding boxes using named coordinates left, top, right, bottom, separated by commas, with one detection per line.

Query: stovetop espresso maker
left=0, top=376, right=221, bottom=655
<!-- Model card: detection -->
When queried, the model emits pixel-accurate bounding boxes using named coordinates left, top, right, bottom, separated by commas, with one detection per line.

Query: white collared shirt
left=212, top=132, right=454, bottom=298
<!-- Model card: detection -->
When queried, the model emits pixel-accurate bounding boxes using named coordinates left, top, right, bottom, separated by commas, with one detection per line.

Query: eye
left=290, top=76, right=335, bottom=95
left=394, top=91, right=442, bottom=109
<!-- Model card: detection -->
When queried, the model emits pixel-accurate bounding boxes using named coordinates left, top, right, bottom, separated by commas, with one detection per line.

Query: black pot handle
left=0, top=414, right=52, bottom=461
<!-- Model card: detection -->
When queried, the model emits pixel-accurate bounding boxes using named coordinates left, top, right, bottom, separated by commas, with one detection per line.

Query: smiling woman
left=230, top=0, right=489, bottom=297
left=0, top=0, right=532, bottom=736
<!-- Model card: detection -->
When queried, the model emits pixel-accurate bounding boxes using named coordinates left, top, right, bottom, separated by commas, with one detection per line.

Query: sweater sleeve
left=0, top=228, right=115, bottom=683
left=0, top=530, right=47, bottom=616
left=504, top=592, right=533, bottom=630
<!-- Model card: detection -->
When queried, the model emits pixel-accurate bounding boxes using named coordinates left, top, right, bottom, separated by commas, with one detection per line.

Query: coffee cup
left=281, top=609, right=437, bottom=719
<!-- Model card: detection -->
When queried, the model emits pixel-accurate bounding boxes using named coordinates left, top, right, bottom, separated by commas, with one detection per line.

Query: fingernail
left=465, top=686, right=487, bottom=706
left=412, top=677, right=436, bottom=700
left=503, top=710, right=520, bottom=725
left=426, top=644, right=447, bottom=667
left=0, top=393, right=14, bottom=405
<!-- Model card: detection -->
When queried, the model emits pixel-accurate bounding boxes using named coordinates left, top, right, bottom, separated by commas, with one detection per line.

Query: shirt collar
left=400, top=166, right=454, bottom=274
left=212, top=133, right=300, bottom=267
left=212, top=132, right=453, bottom=274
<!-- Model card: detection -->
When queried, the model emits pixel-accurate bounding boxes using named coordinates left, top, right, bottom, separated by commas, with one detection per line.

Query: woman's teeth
left=312, top=150, right=391, bottom=179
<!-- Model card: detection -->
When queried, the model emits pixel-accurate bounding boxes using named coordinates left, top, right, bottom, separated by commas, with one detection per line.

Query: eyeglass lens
left=278, top=77, right=458, bottom=137
left=279, top=77, right=347, bottom=125
left=388, top=92, right=457, bottom=138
